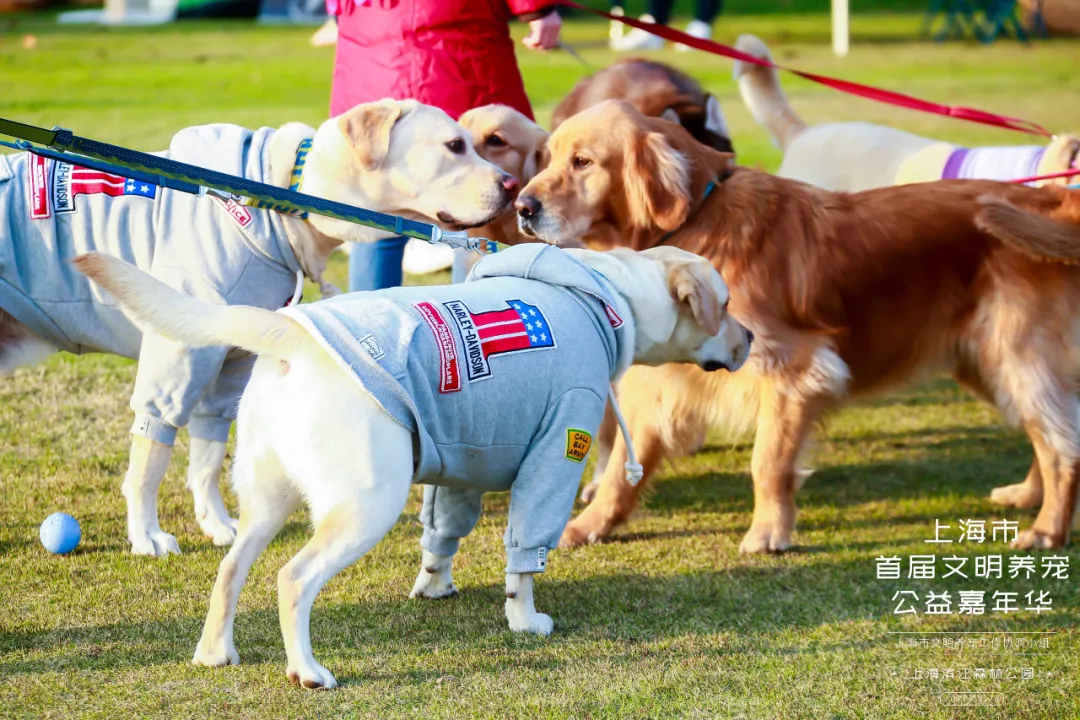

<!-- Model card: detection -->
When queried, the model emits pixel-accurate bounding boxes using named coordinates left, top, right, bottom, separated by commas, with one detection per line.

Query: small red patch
left=605, top=303, right=623, bottom=329
left=29, top=154, right=50, bottom=219
left=212, top=196, right=253, bottom=228
left=415, top=301, right=461, bottom=393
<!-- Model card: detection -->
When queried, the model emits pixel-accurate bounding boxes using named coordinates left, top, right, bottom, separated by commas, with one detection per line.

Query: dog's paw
left=738, top=522, right=792, bottom=555
left=197, top=513, right=238, bottom=547
left=192, top=641, right=239, bottom=667
left=409, top=568, right=458, bottom=600
left=130, top=530, right=181, bottom=557
left=558, top=518, right=608, bottom=548
left=990, top=482, right=1043, bottom=509
left=1011, top=528, right=1063, bottom=550
left=287, top=661, right=338, bottom=690
left=506, top=610, right=554, bottom=636
left=579, top=479, right=600, bottom=504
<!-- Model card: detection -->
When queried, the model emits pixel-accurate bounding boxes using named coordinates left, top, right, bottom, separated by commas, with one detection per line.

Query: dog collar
left=657, top=174, right=722, bottom=245
left=244, top=138, right=312, bottom=219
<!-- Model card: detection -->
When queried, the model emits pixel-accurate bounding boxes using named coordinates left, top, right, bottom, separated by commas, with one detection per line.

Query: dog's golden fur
left=459, top=104, right=549, bottom=246
left=516, top=99, right=1080, bottom=552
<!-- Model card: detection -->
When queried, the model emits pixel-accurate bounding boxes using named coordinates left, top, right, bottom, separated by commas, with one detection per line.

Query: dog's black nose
left=516, top=195, right=541, bottom=219
left=703, top=360, right=727, bottom=372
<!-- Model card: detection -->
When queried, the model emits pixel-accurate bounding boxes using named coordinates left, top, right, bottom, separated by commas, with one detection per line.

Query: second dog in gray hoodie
left=283, top=244, right=632, bottom=574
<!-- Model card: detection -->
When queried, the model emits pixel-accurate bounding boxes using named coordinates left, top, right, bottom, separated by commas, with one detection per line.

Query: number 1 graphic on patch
left=565, top=429, right=592, bottom=462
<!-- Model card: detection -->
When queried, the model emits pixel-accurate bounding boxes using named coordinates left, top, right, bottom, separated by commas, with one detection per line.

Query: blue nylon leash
left=0, top=117, right=495, bottom=253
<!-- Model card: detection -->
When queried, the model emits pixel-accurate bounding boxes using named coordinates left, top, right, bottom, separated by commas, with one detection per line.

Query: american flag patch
left=442, top=299, right=555, bottom=382
left=53, top=162, right=156, bottom=214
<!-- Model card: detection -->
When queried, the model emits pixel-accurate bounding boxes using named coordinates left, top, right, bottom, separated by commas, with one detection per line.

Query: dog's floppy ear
left=522, top=128, right=551, bottom=181
left=530, top=141, right=551, bottom=182
left=667, top=260, right=722, bottom=336
left=622, top=128, right=691, bottom=232
left=704, top=95, right=730, bottom=138
left=338, top=100, right=410, bottom=171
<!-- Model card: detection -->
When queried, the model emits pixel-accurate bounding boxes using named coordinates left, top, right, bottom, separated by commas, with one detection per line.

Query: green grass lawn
left=2, top=11, right=1080, bottom=719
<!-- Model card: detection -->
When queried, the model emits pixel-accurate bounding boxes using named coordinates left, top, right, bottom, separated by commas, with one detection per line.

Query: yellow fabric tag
left=565, top=429, right=592, bottom=463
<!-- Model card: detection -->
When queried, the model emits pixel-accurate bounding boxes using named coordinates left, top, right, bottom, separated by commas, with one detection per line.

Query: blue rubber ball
left=40, top=512, right=81, bottom=555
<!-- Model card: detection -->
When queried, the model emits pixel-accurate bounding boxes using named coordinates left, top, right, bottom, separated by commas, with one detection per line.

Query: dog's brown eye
left=485, top=134, right=508, bottom=148
left=572, top=156, right=592, bottom=170
left=445, top=138, right=466, bottom=155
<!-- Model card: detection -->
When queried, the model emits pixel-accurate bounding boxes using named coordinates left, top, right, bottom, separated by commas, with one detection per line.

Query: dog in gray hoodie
left=74, top=242, right=751, bottom=689
left=0, top=99, right=517, bottom=555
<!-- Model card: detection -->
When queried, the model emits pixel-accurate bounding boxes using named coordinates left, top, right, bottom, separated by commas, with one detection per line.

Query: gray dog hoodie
left=282, top=244, right=633, bottom=573
left=0, top=124, right=316, bottom=445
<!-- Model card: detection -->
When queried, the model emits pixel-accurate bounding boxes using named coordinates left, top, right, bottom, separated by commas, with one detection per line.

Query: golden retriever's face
left=459, top=104, right=549, bottom=191
left=336, top=100, right=518, bottom=230
left=515, top=100, right=693, bottom=246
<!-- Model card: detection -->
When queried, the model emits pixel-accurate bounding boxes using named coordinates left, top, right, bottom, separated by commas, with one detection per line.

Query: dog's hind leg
left=994, top=358, right=1080, bottom=549
left=277, top=425, right=413, bottom=690
left=956, top=361, right=1045, bottom=509
left=192, top=451, right=298, bottom=668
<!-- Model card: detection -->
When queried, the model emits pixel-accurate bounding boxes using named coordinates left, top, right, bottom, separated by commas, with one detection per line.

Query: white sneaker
left=611, top=14, right=664, bottom=51
left=675, top=19, right=711, bottom=52
left=609, top=5, right=625, bottom=44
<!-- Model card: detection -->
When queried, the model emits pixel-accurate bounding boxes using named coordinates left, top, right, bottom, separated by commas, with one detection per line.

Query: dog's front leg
left=409, top=549, right=458, bottom=599
left=504, top=573, right=553, bottom=635
left=123, top=435, right=179, bottom=556
left=187, top=438, right=238, bottom=546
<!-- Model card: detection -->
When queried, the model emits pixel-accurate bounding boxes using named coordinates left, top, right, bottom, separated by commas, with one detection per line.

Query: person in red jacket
left=327, top=0, right=561, bottom=292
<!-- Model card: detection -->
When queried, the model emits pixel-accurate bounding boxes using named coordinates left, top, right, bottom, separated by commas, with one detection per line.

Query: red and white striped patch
left=415, top=301, right=461, bottom=393
left=28, top=155, right=51, bottom=219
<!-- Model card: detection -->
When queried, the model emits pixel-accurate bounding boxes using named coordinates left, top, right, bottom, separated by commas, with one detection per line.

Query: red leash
left=558, top=0, right=1052, bottom=138
left=1008, top=168, right=1080, bottom=184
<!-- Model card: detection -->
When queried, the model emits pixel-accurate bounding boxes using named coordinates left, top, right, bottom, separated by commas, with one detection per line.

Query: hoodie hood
left=467, top=244, right=634, bottom=379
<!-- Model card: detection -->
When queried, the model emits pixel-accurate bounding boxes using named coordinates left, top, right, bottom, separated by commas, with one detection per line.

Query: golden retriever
left=515, top=99, right=1080, bottom=553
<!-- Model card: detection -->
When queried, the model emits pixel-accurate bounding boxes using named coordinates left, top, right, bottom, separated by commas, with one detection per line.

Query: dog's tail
left=975, top=192, right=1080, bottom=263
left=731, top=34, right=807, bottom=150
left=73, top=253, right=309, bottom=357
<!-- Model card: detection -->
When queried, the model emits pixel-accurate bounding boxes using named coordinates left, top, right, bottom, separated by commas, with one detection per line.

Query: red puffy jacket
left=329, top=0, right=556, bottom=121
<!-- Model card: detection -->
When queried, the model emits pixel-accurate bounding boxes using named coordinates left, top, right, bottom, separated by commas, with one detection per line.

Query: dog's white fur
left=732, top=34, right=1078, bottom=192
left=74, top=245, right=750, bottom=689
left=1, top=99, right=515, bottom=557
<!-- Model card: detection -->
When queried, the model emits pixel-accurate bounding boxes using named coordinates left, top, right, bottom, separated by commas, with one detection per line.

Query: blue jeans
left=348, top=236, right=409, bottom=291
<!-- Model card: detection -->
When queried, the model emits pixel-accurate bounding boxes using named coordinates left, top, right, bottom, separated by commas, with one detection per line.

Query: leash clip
left=428, top=227, right=497, bottom=254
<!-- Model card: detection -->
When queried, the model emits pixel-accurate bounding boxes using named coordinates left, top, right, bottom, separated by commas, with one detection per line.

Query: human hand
left=523, top=11, right=561, bottom=50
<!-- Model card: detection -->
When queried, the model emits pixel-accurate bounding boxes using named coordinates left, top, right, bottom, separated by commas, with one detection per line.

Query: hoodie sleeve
left=187, top=350, right=255, bottom=442
left=504, top=386, right=606, bottom=574
left=128, top=268, right=231, bottom=446
left=420, top=485, right=486, bottom=557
